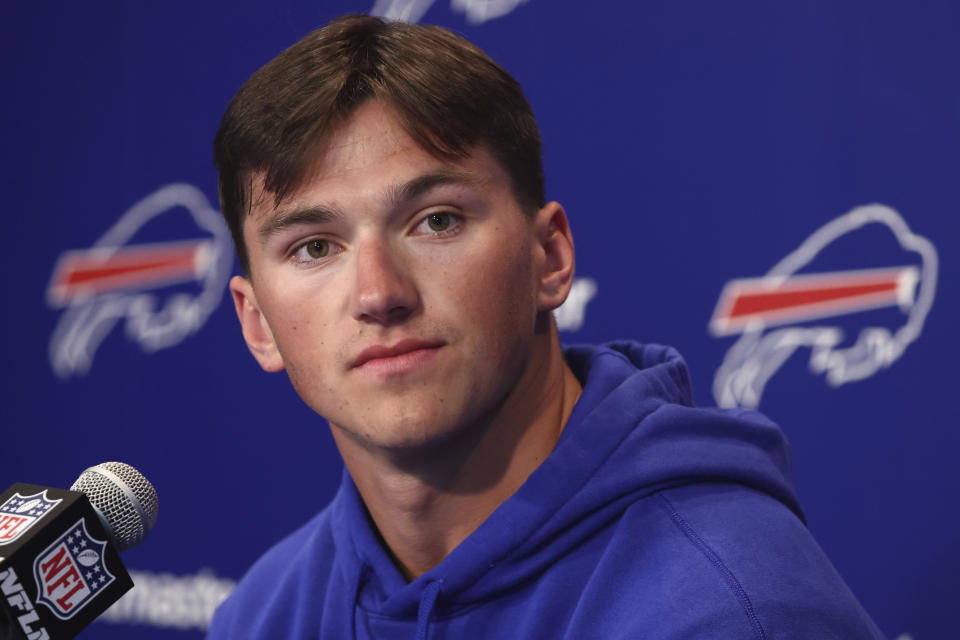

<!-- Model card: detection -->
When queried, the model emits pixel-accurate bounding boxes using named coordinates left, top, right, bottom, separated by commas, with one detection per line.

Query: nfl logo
left=0, top=491, right=62, bottom=545
left=32, top=518, right=116, bottom=620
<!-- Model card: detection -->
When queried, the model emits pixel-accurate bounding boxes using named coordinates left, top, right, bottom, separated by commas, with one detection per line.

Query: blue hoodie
left=208, top=342, right=884, bottom=639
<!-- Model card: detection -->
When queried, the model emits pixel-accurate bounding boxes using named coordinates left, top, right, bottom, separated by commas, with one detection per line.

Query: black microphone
left=0, top=462, right=159, bottom=640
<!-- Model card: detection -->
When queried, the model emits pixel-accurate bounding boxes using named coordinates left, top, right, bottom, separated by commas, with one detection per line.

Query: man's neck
left=331, top=326, right=582, bottom=580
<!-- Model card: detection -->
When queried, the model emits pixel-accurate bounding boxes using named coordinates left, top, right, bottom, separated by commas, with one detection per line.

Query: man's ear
left=533, top=201, right=576, bottom=312
left=229, top=275, right=285, bottom=372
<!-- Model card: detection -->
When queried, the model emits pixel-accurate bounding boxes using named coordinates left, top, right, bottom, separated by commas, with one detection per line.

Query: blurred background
left=3, top=1, right=957, bottom=637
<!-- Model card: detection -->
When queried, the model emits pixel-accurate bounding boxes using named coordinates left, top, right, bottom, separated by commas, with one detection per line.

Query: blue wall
left=4, top=2, right=957, bottom=637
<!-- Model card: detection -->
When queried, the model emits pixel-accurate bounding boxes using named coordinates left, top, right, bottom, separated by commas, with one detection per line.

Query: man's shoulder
left=207, top=505, right=339, bottom=638
left=596, top=482, right=884, bottom=638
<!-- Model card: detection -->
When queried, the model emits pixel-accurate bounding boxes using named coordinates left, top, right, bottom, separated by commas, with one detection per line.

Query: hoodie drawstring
left=415, top=579, right=442, bottom=640
left=352, top=564, right=371, bottom=640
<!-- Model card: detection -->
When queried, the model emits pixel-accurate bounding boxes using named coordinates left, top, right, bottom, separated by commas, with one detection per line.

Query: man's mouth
left=350, top=339, right=445, bottom=372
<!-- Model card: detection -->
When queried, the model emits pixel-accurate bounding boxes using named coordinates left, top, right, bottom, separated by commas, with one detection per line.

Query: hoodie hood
left=328, top=341, right=801, bottom=624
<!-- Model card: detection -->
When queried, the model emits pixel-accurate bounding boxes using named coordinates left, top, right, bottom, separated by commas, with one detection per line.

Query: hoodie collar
left=330, top=342, right=799, bottom=621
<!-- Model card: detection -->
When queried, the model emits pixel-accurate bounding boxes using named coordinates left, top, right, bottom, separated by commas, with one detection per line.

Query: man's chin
left=331, top=407, right=486, bottom=461
left=332, top=408, right=452, bottom=444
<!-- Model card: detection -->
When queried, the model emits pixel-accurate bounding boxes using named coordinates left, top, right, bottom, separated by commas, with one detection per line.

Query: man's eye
left=306, top=239, right=330, bottom=258
left=426, top=213, right=451, bottom=232
left=417, top=212, right=461, bottom=235
left=293, top=239, right=335, bottom=262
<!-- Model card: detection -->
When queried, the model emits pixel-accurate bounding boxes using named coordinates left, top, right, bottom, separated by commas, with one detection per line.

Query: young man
left=208, top=14, right=883, bottom=639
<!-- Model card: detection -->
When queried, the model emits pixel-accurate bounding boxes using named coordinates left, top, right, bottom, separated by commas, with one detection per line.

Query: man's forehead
left=246, top=159, right=503, bottom=231
left=246, top=160, right=490, bottom=220
left=250, top=167, right=496, bottom=245
left=242, top=100, right=509, bottom=227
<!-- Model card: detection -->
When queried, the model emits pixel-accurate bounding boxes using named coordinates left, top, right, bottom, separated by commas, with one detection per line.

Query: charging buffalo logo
left=710, top=204, right=938, bottom=408
left=372, top=0, right=527, bottom=24
left=0, top=491, right=62, bottom=546
left=47, top=183, right=233, bottom=378
left=33, top=518, right=115, bottom=619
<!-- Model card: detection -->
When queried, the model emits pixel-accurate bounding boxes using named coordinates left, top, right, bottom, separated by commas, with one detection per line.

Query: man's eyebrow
left=256, top=170, right=478, bottom=240
left=258, top=205, right=343, bottom=241
left=388, top=169, right=481, bottom=205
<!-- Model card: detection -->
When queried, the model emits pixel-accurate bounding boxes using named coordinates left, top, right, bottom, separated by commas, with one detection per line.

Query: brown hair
left=214, top=14, right=544, bottom=275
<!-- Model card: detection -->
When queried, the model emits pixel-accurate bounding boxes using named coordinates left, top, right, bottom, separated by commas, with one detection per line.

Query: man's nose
left=350, top=239, right=419, bottom=325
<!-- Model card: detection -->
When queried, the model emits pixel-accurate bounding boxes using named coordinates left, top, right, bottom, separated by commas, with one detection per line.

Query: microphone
left=0, top=462, right=158, bottom=640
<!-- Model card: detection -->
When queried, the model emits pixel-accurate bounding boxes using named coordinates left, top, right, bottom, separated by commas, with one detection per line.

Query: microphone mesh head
left=70, top=462, right=159, bottom=552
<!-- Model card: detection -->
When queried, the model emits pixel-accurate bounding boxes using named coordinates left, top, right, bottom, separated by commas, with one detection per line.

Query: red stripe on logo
left=727, top=280, right=898, bottom=318
left=710, top=266, right=919, bottom=335
left=62, top=245, right=198, bottom=285
left=48, top=240, right=210, bottom=306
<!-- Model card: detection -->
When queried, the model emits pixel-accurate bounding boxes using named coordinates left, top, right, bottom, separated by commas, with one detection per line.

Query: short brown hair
left=214, top=14, right=545, bottom=275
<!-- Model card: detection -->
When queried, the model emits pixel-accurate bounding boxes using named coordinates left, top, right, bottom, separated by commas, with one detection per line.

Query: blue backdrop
left=4, top=2, right=957, bottom=638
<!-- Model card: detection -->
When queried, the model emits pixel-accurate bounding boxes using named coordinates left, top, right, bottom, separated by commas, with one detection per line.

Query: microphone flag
left=0, top=483, right=133, bottom=640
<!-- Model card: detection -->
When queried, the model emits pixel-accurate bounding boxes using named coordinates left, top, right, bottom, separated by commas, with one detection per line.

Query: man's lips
left=350, top=339, right=445, bottom=369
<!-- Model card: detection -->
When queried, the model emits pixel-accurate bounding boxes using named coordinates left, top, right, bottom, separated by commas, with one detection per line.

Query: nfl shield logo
left=33, top=518, right=116, bottom=619
left=0, top=491, right=62, bottom=545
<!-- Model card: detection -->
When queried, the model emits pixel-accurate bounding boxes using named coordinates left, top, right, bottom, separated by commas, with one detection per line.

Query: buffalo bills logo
left=32, top=518, right=115, bottom=619
left=710, top=204, right=938, bottom=408
left=371, top=0, right=527, bottom=24
left=0, top=491, right=62, bottom=546
left=46, top=183, right=233, bottom=378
